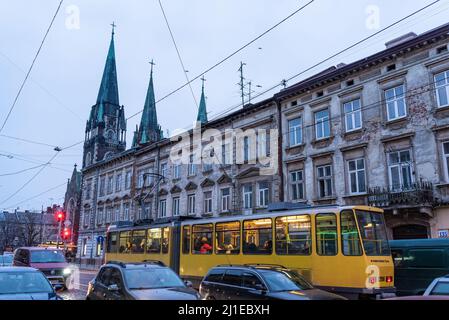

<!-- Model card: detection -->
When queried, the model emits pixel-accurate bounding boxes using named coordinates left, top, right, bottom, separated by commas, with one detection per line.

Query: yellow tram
left=106, top=205, right=395, bottom=299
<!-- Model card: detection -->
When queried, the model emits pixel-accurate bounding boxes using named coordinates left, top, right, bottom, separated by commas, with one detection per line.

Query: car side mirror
left=253, top=284, right=267, bottom=292
left=54, top=284, right=65, bottom=292
left=108, top=284, right=120, bottom=292
left=184, top=280, right=193, bottom=288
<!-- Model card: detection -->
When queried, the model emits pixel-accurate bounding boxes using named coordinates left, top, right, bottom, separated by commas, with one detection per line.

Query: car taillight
left=386, top=276, right=393, bottom=283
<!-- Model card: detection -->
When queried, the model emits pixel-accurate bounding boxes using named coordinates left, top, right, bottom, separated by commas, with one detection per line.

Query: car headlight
left=63, top=268, right=72, bottom=275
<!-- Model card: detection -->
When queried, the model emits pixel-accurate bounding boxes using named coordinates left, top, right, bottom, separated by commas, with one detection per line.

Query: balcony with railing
left=367, top=180, right=434, bottom=209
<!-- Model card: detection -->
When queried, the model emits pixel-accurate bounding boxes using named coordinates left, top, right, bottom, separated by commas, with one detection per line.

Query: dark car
left=86, top=261, right=201, bottom=300
left=13, top=247, right=72, bottom=288
left=0, top=267, right=63, bottom=300
left=199, top=265, right=346, bottom=300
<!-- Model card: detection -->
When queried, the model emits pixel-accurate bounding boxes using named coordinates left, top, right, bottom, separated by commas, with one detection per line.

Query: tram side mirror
left=184, top=280, right=193, bottom=288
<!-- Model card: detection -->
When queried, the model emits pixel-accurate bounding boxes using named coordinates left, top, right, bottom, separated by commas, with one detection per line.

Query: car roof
left=103, top=260, right=167, bottom=269
left=389, top=239, right=449, bottom=248
left=210, top=264, right=292, bottom=273
left=0, top=267, right=40, bottom=272
left=16, top=247, right=63, bottom=251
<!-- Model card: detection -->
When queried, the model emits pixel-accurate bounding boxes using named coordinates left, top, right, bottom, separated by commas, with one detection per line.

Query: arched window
left=107, top=130, right=115, bottom=140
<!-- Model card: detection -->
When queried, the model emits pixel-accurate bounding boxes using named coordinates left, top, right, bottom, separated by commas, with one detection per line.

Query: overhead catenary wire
left=206, top=0, right=443, bottom=123
left=126, top=0, right=316, bottom=121
left=0, top=0, right=64, bottom=134
left=158, top=0, right=199, bottom=109
left=0, top=164, right=47, bottom=177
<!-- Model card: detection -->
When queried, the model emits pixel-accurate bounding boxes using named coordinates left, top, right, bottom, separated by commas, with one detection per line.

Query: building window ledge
left=342, top=193, right=368, bottom=199
left=311, top=136, right=334, bottom=149
left=383, top=116, right=408, bottom=128
left=313, top=196, right=337, bottom=202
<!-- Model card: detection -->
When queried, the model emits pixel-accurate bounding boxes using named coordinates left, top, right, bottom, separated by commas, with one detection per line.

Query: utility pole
left=238, top=62, right=246, bottom=107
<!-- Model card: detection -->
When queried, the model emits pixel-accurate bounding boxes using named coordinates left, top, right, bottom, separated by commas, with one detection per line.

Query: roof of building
left=275, top=22, right=449, bottom=101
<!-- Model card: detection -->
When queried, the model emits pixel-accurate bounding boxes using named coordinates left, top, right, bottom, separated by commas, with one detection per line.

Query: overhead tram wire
left=0, top=138, right=84, bottom=206
left=0, top=0, right=64, bottom=134
left=158, top=0, right=198, bottom=108
left=126, top=0, right=316, bottom=121
left=3, top=181, right=68, bottom=210
left=0, top=134, right=59, bottom=148
left=205, top=0, right=442, bottom=122
left=0, top=164, right=47, bottom=177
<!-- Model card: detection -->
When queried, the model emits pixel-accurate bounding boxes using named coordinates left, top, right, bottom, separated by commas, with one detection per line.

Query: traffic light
left=55, top=211, right=65, bottom=222
left=62, top=227, right=71, bottom=240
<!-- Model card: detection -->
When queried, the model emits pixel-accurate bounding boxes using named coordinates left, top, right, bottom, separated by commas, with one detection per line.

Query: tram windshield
left=355, top=210, right=390, bottom=256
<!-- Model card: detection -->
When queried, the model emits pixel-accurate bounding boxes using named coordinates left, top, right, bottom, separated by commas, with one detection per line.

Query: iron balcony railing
left=368, top=180, right=434, bottom=208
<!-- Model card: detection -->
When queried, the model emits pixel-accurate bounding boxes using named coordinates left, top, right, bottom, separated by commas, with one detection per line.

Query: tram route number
left=178, top=304, right=270, bottom=318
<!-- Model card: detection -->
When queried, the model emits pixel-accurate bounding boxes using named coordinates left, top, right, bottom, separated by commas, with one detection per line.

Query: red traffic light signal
left=55, top=211, right=65, bottom=222
left=62, top=228, right=71, bottom=240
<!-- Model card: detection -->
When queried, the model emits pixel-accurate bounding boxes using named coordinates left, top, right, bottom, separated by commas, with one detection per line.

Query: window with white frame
left=97, top=208, right=104, bottom=225
left=291, top=170, right=304, bottom=200
left=106, top=207, right=112, bottom=223
left=172, top=197, right=180, bottom=216
left=243, top=184, right=253, bottom=209
left=187, top=194, right=196, bottom=215
left=344, top=99, right=362, bottom=132
left=188, top=154, right=196, bottom=176
left=159, top=199, right=167, bottom=218
left=161, top=163, right=168, bottom=180
left=114, top=206, right=120, bottom=222
left=115, top=174, right=122, bottom=192
left=315, top=109, right=330, bottom=140
left=99, top=177, right=105, bottom=196
left=221, top=188, right=231, bottom=212
left=222, top=143, right=232, bottom=165
left=385, top=85, right=406, bottom=121
left=288, top=117, right=302, bottom=146
left=173, top=163, right=181, bottom=179
left=137, top=170, right=144, bottom=188
left=144, top=203, right=151, bottom=219
left=435, top=70, right=449, bottom=107
left=443, top=142, right=449, bottom=182
left=83, top=209, right=90, bottom=227
left=204, top=191, right=213, bottom=213
left=348, top=158, right=366, bottom=194
left=203, top=163, right=213, bottom=172
left=257, top=131, right=267, bottom=159
left=317, top=165, right=333, bottom=198
left=125, top=170, right=132, bottom=190
left=243, top=136, right=251, bottom=162
left=137, top=207, right=142, bottom=220
left=388, top=150, right=413, bottom=190
left=123, top=203, right=130, bottom=220
left=107, top=176, right=113, bottom=194
left=258, top=182, right=269, bottom=208
left=85, top=182, right=91, bottom=200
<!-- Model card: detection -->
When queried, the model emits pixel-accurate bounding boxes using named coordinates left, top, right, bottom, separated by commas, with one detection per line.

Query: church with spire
left=83, top=25, right=127, bottom=168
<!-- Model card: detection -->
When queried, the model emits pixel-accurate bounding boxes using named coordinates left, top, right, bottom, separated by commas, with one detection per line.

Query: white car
left=423, top=275, right=449, bottom=297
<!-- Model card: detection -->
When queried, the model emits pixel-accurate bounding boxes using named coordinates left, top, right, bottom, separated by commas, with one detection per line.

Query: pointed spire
left=96, top=24, right=120, bottom=106
left=132, top=125, right=139, bottom=148
left=196, top=75, right=208, bottom=124
left=138, top=60, right=162, bottom=145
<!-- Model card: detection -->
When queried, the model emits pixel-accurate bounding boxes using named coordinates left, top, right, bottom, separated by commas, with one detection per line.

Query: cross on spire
left=201, top=75, right=206, bottom=90
left=149, top=59, right=156, bottom=75
left=111, top=21, right=116, bottom=36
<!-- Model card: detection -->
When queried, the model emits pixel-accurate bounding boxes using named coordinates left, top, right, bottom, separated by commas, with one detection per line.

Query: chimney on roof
left=337, top=63, right=346, bottom=68
left=385, top=32, right=417, bottom=49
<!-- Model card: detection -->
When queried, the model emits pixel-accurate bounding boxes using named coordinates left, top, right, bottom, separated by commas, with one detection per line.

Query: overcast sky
left=1, top=0, right=448, bottom=211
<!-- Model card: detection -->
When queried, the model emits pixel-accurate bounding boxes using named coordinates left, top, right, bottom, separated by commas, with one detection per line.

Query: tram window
left=243, top=219, right=272, bottom=255
left=162, top=228, right=170, bottom=254
left=147, top=228, right=162, bottom=253
left=131, top=230, right=146, bottom=254
left=275, top=215, right=311, bottom=255
left=340, top=210, right=362, bottom=256
left=215, top=221, right=240, bottom=255
left=316, top=214, right=338, bottom=256
left=182, top=226, right=190, bottom=254
left=119, top=231, right=131, bottom=253
left=355, top=210, right=390, bottom=256
left=107, top=232, right=119, bottom=253
left=192, top=224, right=213, bottom=254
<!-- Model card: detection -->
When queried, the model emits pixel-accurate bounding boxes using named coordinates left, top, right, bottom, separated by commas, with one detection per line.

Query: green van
left=389, top=239, right=449, bottom=296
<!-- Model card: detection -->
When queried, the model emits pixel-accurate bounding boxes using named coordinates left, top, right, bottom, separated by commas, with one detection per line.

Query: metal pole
left=56, top=220, right=61, bottom=249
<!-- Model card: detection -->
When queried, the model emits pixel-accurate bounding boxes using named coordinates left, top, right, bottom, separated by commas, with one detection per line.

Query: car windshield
left=260, top=269, right=314, bottom=292
left=124, top=268, right=185, bottom=290
left=30, top=250, right=66, bottom=263
left=355, top=210, right=391, bottom=256
left=430, top=281, right=449, bottom=296
left=0, top=272, right=54, bottom=294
